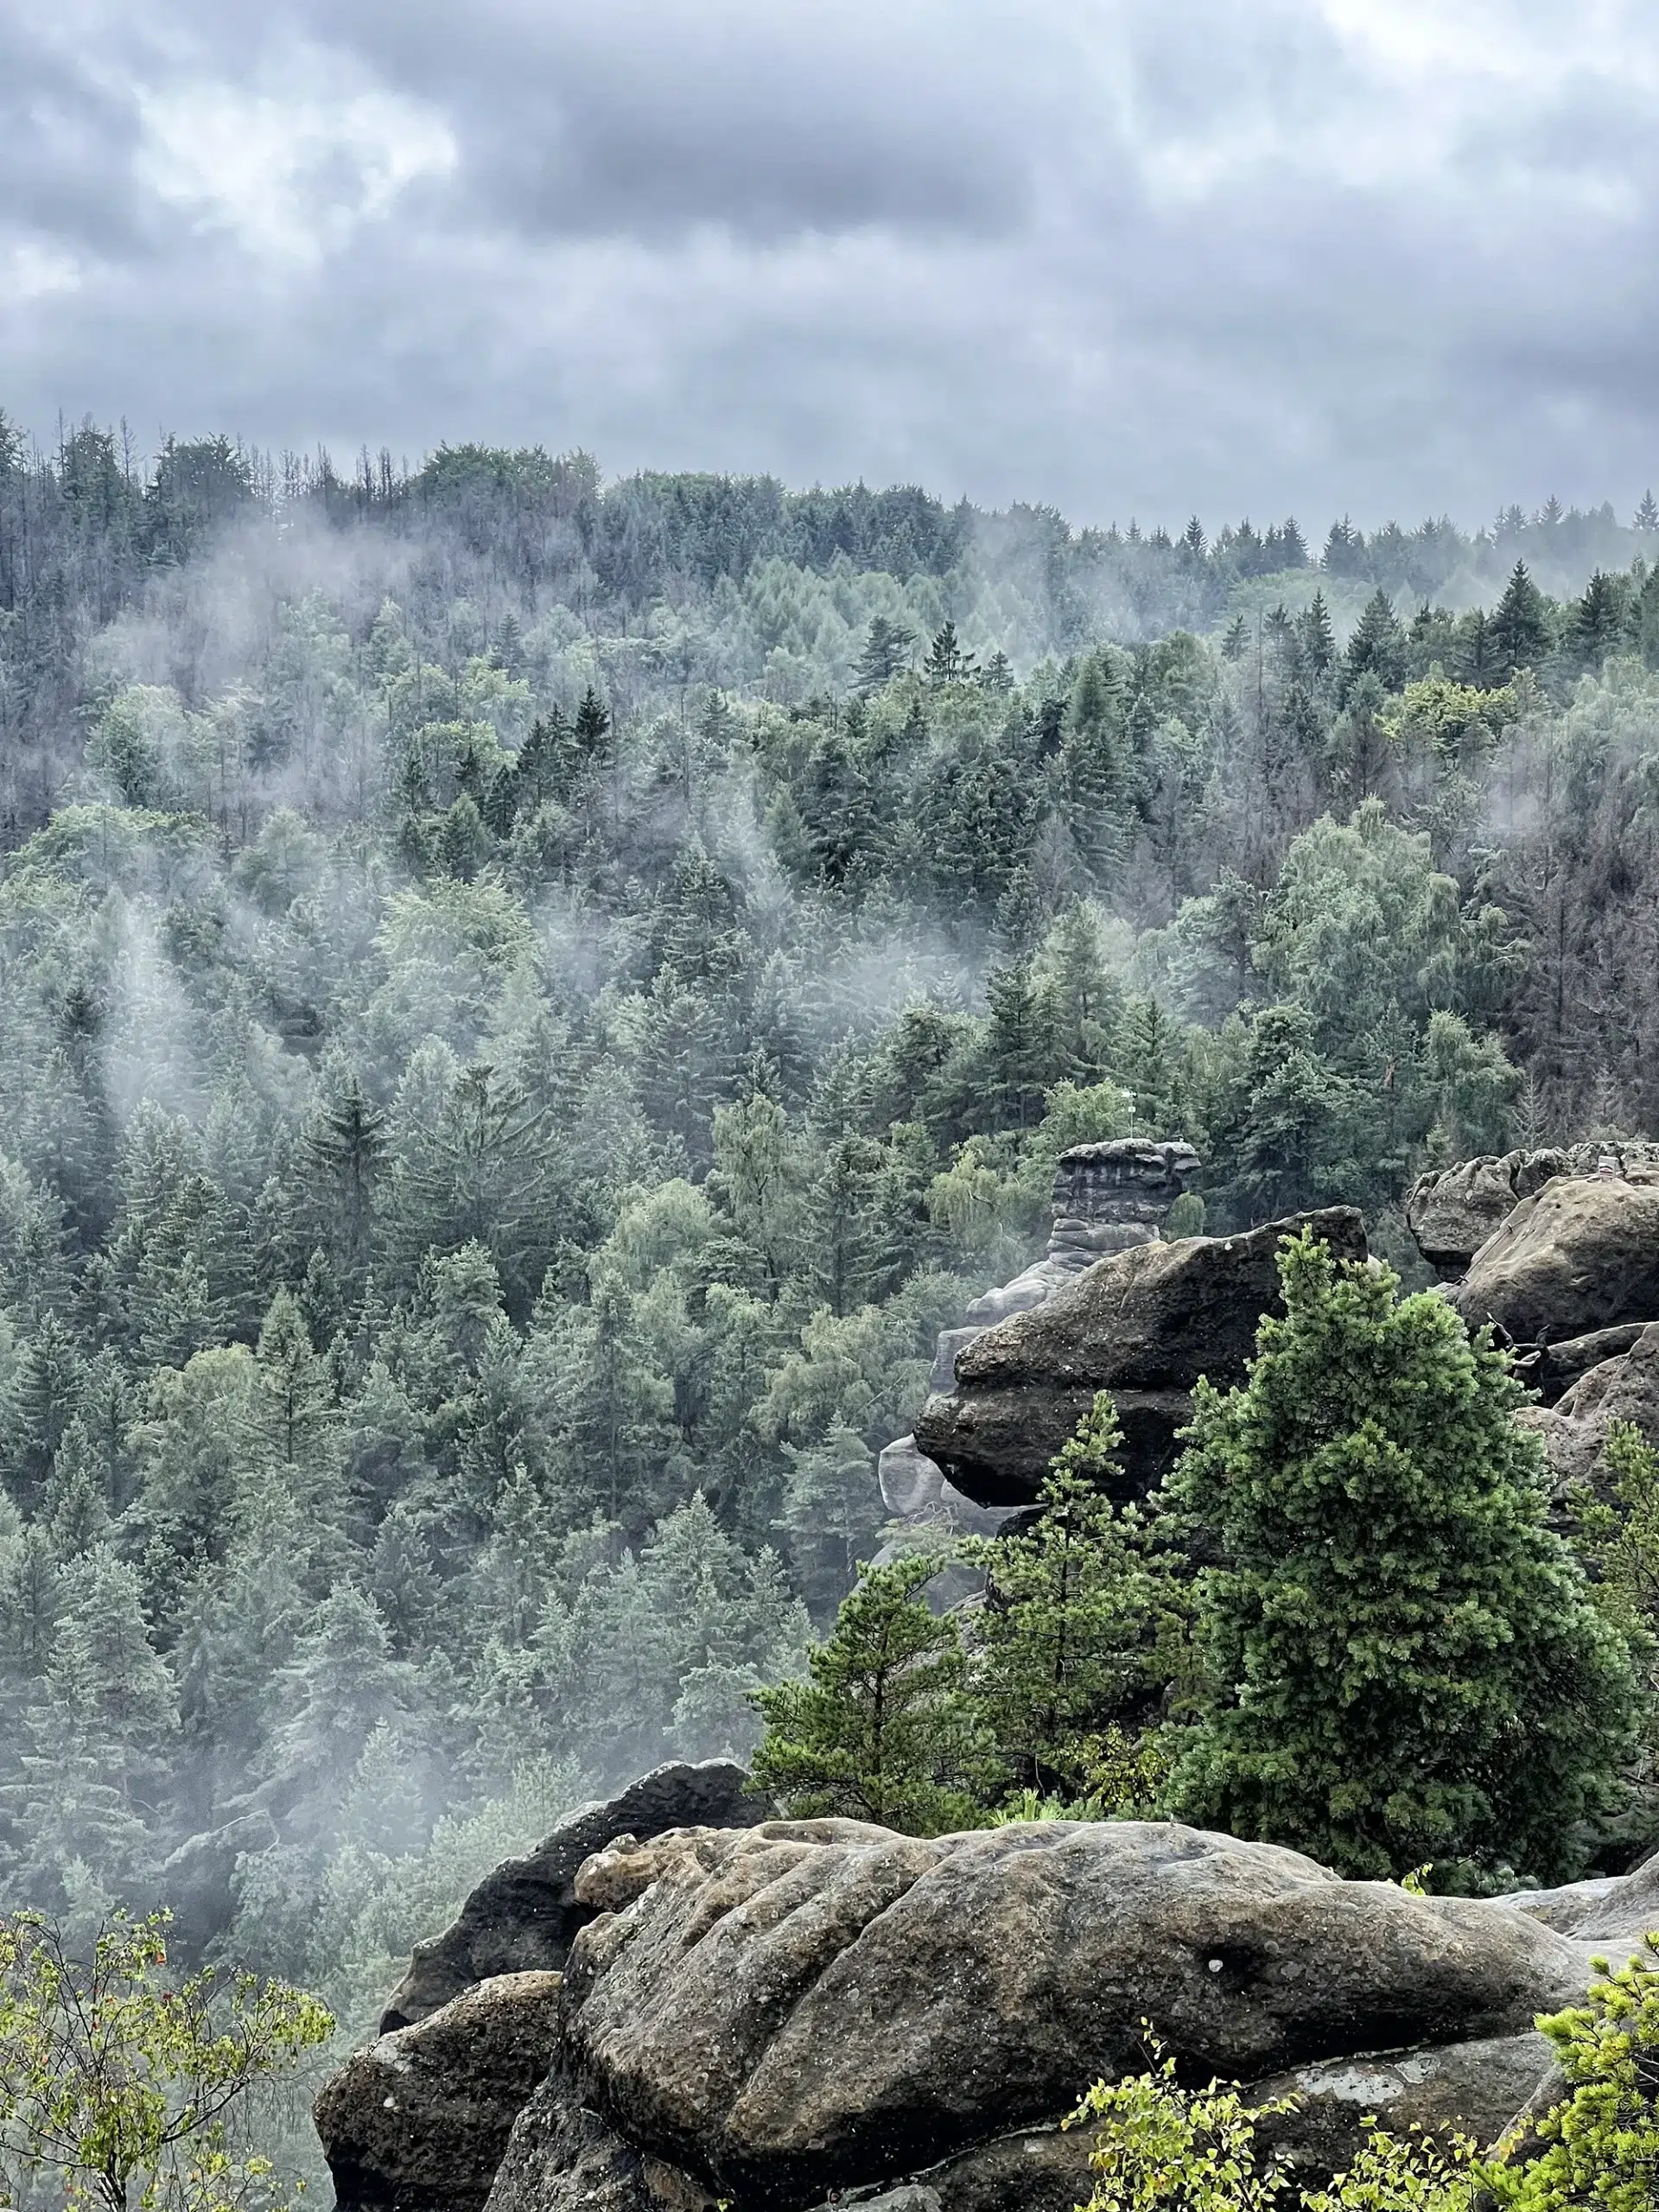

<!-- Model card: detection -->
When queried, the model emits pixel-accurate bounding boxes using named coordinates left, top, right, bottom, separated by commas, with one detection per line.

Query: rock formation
left=1454, top=1174, right=1659, bottom=1348
left=1519, top=1320, right=1659, bottom=1491
left=316, top=1800, right=1651, bottom=2212
left=315, top=1973, right=563, bottom=2212
left=879, top=1139, right=1201, bottom=1529
left=912, top=1207, right=1367, bottom=1506
left=1408, top=1142, right=1659, bottom=1281
left=378, top=1762, right=767, bottom=2032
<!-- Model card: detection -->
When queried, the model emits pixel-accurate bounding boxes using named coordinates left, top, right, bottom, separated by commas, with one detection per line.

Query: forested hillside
left=3, top=413, right=1659, bottom=2057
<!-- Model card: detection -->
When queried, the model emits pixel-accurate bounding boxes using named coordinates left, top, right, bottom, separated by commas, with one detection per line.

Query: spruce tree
left=750, top=1554, right=988, bottom=1834
left=1491, top=560, right=1552, bottom=674
left=1165, top=1231, right=1639, bottom=1882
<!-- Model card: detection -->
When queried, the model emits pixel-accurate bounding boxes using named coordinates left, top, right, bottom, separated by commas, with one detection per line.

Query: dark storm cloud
left=3, top=0, right=1659, bottom=529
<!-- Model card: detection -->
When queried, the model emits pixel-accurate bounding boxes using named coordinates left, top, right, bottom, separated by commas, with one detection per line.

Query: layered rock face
left=912, top=1208, right=1367, bottom=1506
left=880, top=1139, right=1201, bottom=1528
left=315, top=1973, right=563, bottom=2212
left=550, top=1816, right=1575, bottom=2210
left=379, top=1762, right=766, bottom=2032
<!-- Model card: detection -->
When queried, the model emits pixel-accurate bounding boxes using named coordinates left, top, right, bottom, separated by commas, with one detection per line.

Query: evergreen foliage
left=1165, top=1232, right=1639, bottom=1882
left=749, top=1554, right=987, bottom=1833
left=963, top=1392, right=1189, bottom=1801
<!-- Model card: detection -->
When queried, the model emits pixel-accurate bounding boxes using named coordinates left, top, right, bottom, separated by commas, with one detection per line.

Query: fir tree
left=852, top=614, right=916, bottom=691
left=1165, top=1230, right=1639, bottom=1881
left=923, top=620, right=975, bottom=685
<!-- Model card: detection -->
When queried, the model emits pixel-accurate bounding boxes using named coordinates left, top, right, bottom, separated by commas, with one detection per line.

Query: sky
left=2, top=0, right=1656, bottom=531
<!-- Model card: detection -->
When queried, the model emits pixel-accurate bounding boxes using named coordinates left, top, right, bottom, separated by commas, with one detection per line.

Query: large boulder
left=553, top=1815, right=1581, bottom=2209
left=1517, top=1320, right=1659, bottom=1491
left=913, top=1209, right=1367, bottom=1507
left=1455, top=1176, right=1659, bottom=1347
left=316, top=1973, right=563, bottom=2212
left=379, top=1762, right=768, bottom=2031
left=1406, top=1151, right=1570, bottom=1277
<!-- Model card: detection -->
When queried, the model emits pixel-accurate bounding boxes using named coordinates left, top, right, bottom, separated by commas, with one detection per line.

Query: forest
left=3, top=412, right=1659, bottom=2139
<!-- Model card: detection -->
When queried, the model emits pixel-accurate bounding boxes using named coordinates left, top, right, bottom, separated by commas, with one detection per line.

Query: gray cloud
left=3, top=0, right=1659, bottom=531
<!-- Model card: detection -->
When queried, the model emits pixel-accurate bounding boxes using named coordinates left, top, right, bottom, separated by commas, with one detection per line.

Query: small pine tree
left=963, top=1393, right=1190, bottom=1800
left=749, top=1554, right=988, bottom=1834
left=1165, top=1230, right=1639, bottom=1881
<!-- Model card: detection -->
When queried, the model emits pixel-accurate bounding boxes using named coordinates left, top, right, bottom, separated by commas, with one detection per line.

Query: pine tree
left=1341, top=589, right=1407, bottom=698
left=574, top=684, right=611, bottom=760
left=750, top=1554, right=987, bottom=1834
left=1637, top=490, right=1659, bottom=531
left=1571, top=570, right=1628, bottom=668
left=256, top=1287, right=329, bottom=1468
left=1164, top=1231, right=1639, bottom=1881
left=963, top=1394, right=1189, bottom=1799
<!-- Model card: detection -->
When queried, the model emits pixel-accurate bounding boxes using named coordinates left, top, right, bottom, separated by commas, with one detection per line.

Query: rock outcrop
left=546, top=1815, right=1577, bottom=2209
left=913, top=1208, right=1367, bottom=1506
left=880, top=1138, right=1203, bottom=1532
left=1408, top=1143, right=1659, bottom=1281
left=316, top=1973, right=563, bottom=2212
left=378, top=1762, right=768, bottom=2032
left=322, top=1789, right=1659, bottom=2212
left=1456, top=1175, right=1659, bottom=1347
left=1518, top=1320, right=1659, bottom=1489
left=1406, top=1150, right=1572, bottom=1277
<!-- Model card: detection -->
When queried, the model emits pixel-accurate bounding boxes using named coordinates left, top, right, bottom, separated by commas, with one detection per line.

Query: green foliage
left=1488, top=1932, right=1659, bottom=2212
left=1069, top=2033, right=1484, bottom=2212
left=1166, top=1231, right=1639, bottom=1880
left=749, top=1554, right=988, bottom=1834
left=0, top=1910, right=332, bottom=2211
left=963, top=1391, right=1189, bottom=1800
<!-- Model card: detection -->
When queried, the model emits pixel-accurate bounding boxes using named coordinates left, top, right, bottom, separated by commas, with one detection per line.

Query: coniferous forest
left=4, top=416, right=1659, bottom=2114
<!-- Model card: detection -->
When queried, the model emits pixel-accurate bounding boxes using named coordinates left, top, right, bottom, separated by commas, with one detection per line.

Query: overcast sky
left=2, top=0, right=1654, bottom=531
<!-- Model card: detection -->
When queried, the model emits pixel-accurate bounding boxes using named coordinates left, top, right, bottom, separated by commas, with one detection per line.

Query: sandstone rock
left=1456, top=1177, right=1659, bottom=1346
left=1406, top=1151, right=1570, bottom=1277
left=1521, top=1322, right=1650, bottom=1407
left=913, top=1209, right=1367, bottom=1506
left=558, top=1815, right=1580, bottom=2208
left=1516, top=1320, right=1659, bottom=1491
left=1248, top=2032, right=1554, bottom=2181
left=1507, top=1847, right=1659, bottom=1948
left=316, top=1973, right=563, bottom=2212
left=379, top=1762, right=768, bottom=2031
left=485, top=2063, right=717, bottom=2212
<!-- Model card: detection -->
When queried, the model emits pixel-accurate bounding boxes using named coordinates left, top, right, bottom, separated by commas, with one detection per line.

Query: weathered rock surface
left=379, top=1762, right=768, bottom=2031
left=557, top=1815, right=1580, bottom=2209
left=1516, top=1321, right=1659, bottom=1491
left=913, top=1209, right=1367, bottom=1506
left=486, top=2065, right=716, bottom=2212
left=1408, top=1144, right=1659, bottom=1280
left=1508, top=1845, right=1659, bottom=1948
left=317, top=1972, right=563, bottom=2212
left=1248, top=2033, right=1554, bottom=2182
left=1456, top=1176, right=1659, bottom=1347
left=1406, top=1151, right=1572, bottom=1276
